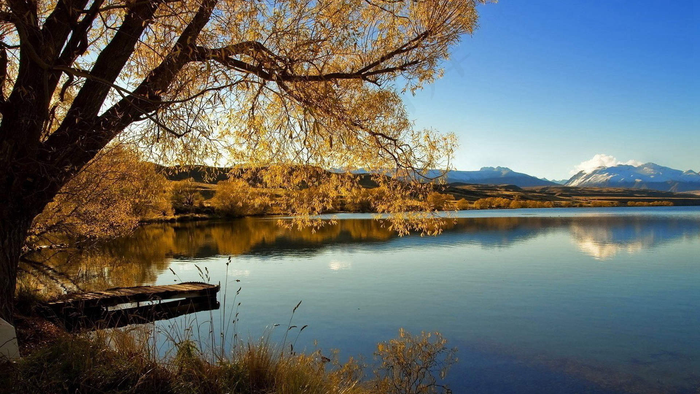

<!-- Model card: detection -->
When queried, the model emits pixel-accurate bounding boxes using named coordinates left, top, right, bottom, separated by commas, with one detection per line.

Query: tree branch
left=193, top=42, right=418, bottom=83
left=5, top=0, right=38, bottom=29
left=40, top=0, right=219, bottom=189
left=0, top=11, right=15, bottom=24
left=0, top=42, right=7, bottom=104
left=41, top=0, right=91, bottom=63
left=48, top=0, right=106, bottom=95
left=44, top=0, right=161, bottom=143
left=35, top=0, right=163, bottom=193
left=99, top=0, right=220, bottom=128
left=356, top=30, right=431, bottom=74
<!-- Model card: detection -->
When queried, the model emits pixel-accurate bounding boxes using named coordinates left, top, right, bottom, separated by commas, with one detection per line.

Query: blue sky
left=402, top=0, right=699, bottom=180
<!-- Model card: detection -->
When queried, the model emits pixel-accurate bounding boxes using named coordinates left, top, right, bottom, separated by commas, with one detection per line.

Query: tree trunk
left=0, top=209, right=33, bottom=323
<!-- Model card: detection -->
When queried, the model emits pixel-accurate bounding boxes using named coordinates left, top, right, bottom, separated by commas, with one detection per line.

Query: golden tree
left=0, top=0, right=486, bottom=320
left=29, top=144, right=171, bottom=245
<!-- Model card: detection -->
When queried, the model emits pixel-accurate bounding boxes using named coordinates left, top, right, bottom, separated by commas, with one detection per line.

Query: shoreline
left=141, top=200, right=700, bottom=225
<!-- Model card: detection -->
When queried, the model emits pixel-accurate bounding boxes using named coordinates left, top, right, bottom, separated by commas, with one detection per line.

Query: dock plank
left=47, top=282, right=219, bottom=311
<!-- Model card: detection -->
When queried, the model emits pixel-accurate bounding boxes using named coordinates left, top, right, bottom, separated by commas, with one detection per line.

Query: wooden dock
left=47, top=282, right=219, bottom=310
left=44, top=282, right=220, bottom=331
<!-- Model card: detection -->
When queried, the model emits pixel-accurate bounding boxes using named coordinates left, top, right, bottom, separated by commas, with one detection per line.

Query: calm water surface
left=48, top=207, right=700, bottom=393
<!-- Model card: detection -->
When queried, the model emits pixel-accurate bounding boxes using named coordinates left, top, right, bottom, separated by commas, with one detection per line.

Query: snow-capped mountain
left=543, top=178, right=569, bottom=185
left=426, top=167, right=557, bottom=187
left=566, top=163, right=700, bottom=192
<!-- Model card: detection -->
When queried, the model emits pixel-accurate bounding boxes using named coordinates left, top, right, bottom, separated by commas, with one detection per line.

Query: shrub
left=210, top=179, right=271, bottom=217
left=426, top=192, right=455, bottom=210
left=455, top=199, right=471, bottom=210
left=171, top=178, right=205, bottom=213
left=372, top=329, right=457, bottom=394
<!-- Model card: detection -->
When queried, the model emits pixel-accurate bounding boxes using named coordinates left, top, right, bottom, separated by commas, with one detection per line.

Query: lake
left=42, top=207, right=700, bottom=393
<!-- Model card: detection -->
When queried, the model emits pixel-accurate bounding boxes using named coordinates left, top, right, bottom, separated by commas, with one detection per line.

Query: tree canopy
left=0, top=0, right=486, bottom=321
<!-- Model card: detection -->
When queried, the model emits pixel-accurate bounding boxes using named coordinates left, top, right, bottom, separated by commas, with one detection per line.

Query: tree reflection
left=24, top=213, right=700, bottom=293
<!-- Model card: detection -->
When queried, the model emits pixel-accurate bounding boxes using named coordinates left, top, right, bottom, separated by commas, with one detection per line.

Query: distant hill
left=153, top=164, right=700, bottom=209
left=426, top=167, right=557, bottom=187
left=566, top=163, right=700, bottom=192
left=160, top=165, right=557, bottom=188
left=157, top=163, right=700, bottom=193
left=156, top=165, right=232, bottom=183
left=444, top=184, right=700, bottom=206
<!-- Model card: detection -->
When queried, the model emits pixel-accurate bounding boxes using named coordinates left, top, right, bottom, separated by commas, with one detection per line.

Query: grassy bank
left=1, top=326, right=456, bottom=394
left=2, top=286, right=453, bottom=393
left=3, top=284, right=456, bottom=393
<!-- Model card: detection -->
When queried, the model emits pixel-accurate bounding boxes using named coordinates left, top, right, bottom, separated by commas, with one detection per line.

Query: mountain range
left=427, top=167, right=557, bottom=187
left=565, top=163, right=700, bottom=192
left=163, top=163, right=700, bottom=193
left=432, top=163, right=700, bottom=192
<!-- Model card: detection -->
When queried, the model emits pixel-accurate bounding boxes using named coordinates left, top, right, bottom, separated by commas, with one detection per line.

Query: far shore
left=143, top=194, right=700, bottom=226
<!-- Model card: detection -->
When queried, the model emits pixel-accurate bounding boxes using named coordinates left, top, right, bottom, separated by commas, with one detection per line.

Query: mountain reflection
left=569, top=216, right=700, bottom=260
left=29, top=212, right=700, bottom=291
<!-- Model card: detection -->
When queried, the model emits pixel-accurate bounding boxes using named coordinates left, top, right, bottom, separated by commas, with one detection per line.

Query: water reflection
left=29, top=209, right=700, bottom=291
left=328, top=260, right=352, bottom=271
left=568, top=216, right=700, bottom=260
left=25, top=208, right=700, bottom=393
left=51, top=296, right=220, bottom=332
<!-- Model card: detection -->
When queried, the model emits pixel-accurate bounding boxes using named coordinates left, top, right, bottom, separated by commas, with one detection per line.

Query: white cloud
left=571, top=154, right=642, bottom=175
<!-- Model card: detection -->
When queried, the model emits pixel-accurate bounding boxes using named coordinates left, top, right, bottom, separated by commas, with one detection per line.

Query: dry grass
left=1, top=327, right=456, bottom=394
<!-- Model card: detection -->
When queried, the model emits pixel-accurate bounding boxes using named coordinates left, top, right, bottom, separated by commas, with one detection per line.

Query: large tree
left=0, top=0, right=484, bottom=321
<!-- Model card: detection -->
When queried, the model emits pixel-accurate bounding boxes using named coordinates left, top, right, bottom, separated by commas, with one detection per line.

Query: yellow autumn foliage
left=29, top=146, right=171, bottom=245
